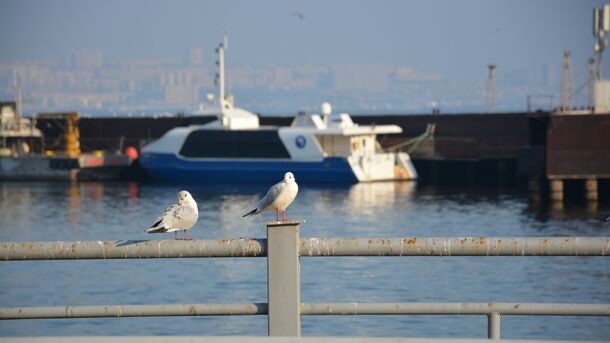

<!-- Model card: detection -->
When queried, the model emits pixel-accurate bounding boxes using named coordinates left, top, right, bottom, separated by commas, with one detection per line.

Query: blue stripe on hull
left=139, top=153, right=358, bottom=183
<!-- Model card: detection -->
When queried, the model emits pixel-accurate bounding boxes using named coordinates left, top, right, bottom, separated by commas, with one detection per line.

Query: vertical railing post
left=266, top=220, right=302, bottom=336
left=487, top=312, right=501, bottom=339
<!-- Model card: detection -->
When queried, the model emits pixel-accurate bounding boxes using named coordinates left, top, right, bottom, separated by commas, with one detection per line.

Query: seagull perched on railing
left=243, top=172, right=299, bottom=222
left=146, top=190, right=199, bottom=240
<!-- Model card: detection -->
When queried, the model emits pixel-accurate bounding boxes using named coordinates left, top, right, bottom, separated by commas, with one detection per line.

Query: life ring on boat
left=295, top=135, right=306, bottom=149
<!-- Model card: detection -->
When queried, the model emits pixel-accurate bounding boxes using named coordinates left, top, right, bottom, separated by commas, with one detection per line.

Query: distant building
left=332, top=65, right=390, bottom=93
left=164, top=85, right=199, bottom=107
left=188, top=48, right=203, bottom=66
left=65, top=49, right=104, bottom=69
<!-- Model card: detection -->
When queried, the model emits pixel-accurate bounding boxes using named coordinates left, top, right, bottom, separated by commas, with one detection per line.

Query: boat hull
left=139, top=153, right=359, bottom=183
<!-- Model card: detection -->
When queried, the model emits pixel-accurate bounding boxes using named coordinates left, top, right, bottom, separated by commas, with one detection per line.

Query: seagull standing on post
left=146, top=190, right=199, bottom=240
left=243, top=172, right=299, bottom=222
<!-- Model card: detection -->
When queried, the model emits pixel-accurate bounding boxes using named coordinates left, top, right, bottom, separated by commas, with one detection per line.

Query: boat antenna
left=216, top=42, right=225, bottom=109
left=215, top=31, right=232, bottom=110
left=321, top=102, right=332, bottom=125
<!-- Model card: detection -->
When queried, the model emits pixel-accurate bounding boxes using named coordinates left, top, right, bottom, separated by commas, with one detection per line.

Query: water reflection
left=200, top=181, right=416, bottom=237
left=67, top=183, right=81, bottom=236
left=525, top=196, right=610, bottom=225
left=346, top=181, right=415, bottom=212
left=2, top=180, right=607, bottom=239
left=217, top=193, right=261, bottom=234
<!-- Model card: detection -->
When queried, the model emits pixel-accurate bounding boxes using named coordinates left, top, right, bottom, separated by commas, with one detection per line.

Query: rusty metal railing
left=3, top=302, right=608, bottom=318
left=3, top=237, right=608, bottom=260
left=1, top=221, right=609, bottom=340
left=0, top=336, right=604, bottom=343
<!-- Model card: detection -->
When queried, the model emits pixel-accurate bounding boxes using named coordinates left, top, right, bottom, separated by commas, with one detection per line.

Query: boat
left=0, top=101, right=132, bottom=181
left=139, top=39, right=417, bottom=183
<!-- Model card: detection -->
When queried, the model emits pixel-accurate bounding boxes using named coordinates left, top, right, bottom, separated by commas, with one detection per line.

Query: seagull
left=146, top=190, right=199, bottom=240
left=291, top=11, right=304, bottom=20
left=243, top=172, right=299, bottom=222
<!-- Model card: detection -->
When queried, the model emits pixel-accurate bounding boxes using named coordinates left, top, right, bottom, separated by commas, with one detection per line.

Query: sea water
left=0, top=181, right=608, bottom=339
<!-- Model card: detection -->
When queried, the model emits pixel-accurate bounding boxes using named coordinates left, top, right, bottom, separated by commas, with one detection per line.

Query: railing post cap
left=264, top=220, right=305, bottom=227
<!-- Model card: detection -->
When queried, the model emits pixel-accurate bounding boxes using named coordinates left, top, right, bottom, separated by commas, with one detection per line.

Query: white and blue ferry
left=140, top=40, right=417, bottom=183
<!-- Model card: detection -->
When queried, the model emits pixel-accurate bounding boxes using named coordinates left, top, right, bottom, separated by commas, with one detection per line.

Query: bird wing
left=149, top=204, right=182, bottom=229
left=256, top=181, right=285, bottom=211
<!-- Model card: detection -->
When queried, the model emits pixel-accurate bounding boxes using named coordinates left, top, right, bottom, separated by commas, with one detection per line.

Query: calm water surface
left=0, top=181, right=608, bottom=339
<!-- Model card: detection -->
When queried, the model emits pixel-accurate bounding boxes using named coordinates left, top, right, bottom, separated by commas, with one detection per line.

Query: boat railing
left=1, top=221, right=609, bottom=341
left=385, top=123, right=436, bottom=154
left=1, top=119, right=26, bottom=133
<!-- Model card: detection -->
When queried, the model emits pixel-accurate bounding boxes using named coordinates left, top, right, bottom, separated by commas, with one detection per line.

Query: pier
left=2, top=221, right=609, bottom=341
left=53, top=111, right=610, bottom=201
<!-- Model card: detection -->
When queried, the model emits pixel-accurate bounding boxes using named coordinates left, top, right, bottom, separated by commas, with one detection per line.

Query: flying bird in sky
left=291, top=11, right=304, bottom=20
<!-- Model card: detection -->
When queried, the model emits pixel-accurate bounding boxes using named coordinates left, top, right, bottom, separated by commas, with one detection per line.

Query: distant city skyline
left=0, top=0, right=605, bottom=115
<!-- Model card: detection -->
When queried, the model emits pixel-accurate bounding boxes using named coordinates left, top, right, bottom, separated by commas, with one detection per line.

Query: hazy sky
left=0, top=0, right=606, bottom=81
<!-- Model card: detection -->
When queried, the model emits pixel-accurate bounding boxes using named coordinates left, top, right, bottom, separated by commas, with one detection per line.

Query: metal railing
left=1, top=220, right=609, bottom=340
left=0, top=337, right=605, bottom=343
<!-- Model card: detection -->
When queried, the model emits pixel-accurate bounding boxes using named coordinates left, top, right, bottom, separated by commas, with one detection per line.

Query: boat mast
left=216, top=32, right=229, bottom=109
left=12, top=69, right=21, bottom=122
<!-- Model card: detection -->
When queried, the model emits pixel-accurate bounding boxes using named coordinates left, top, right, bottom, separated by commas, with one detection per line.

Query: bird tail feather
left=146, top=226, right=167, bottom=233
left=242, top=209, right=258, bottom=217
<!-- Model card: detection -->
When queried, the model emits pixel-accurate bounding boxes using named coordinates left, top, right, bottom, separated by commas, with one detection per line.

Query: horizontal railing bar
left=0, top=239, right=266, bottom=260
left=2, top=237, right=609, bottom=261
left=3, top=302, right=609, bottom=320
left=0, top=336, right=601, bottom=343
left=300, top=303, right=610, bottom=316
left=300, top=237, right=610, bottom=256
left=0, top=303, right=267, bottom=319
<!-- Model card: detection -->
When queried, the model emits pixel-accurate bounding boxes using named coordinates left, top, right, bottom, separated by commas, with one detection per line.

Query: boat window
left=179, top=129, right=291, bottom=158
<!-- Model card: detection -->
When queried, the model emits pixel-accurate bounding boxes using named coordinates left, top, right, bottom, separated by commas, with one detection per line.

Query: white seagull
left=243, top=172, right=299, bottom=221
left=146, top=190, right=199, bottom=240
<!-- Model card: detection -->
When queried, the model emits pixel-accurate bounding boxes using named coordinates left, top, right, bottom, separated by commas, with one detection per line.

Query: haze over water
left=0, top=181, right=608, bottom=339
left=0, top=0, right=604, bottom=114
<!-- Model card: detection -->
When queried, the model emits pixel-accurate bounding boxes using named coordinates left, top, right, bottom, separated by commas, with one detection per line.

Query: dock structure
left=543, top=113, right=610, bottom=205
left=356, top=112, right=610, bottom=207
left=1, top=221, right=609, bottom=340
left=35, top=111, right=610, bottom=201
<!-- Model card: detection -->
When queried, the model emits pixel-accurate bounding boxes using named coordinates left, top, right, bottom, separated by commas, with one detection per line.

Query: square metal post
left=266, top=220, right=303, bottom=336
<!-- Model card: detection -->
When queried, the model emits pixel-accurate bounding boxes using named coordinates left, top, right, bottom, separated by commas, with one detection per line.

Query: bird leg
left=183, top=230, right=192, bottom=241
left=174, top=231, right=179, bottom=240
left=282, top=211, right=287, bottom=221
left=275, top=208, right=279, bottom=221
